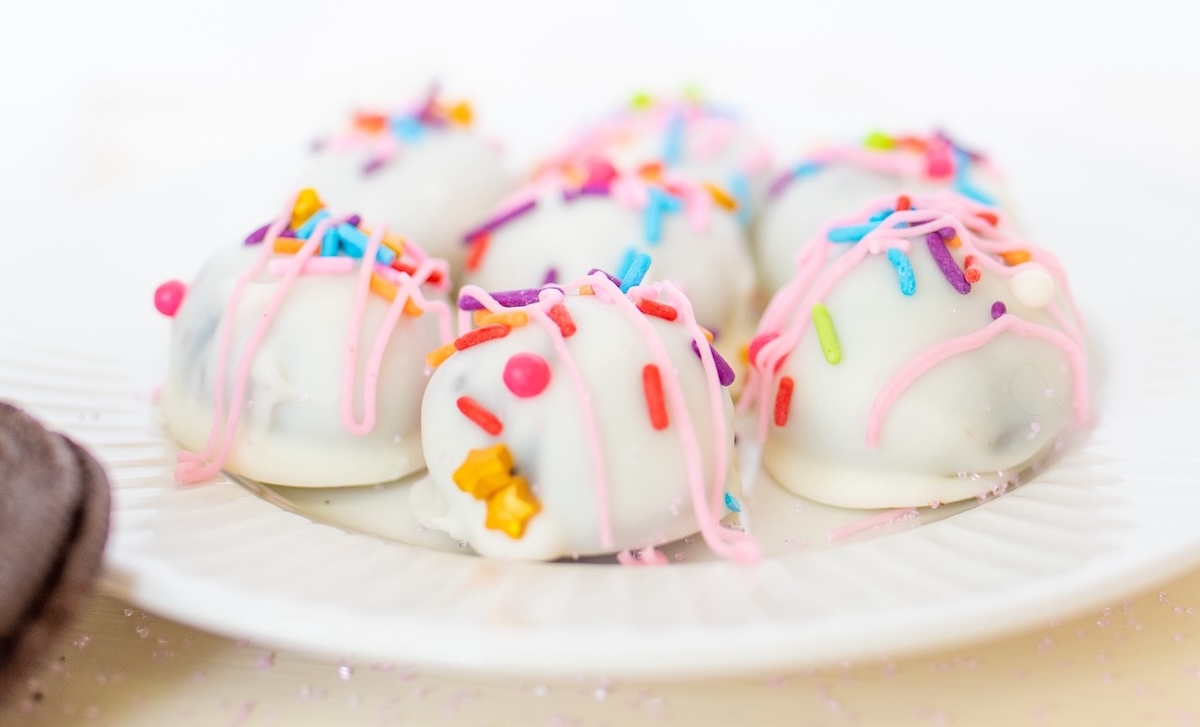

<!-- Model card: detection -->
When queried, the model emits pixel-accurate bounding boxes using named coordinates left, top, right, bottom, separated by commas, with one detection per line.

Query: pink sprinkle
left=153, top=280, right=187, bottom=317
left=503, top=353, right=551, bottom=398
left=826, top=508, right=919, bottom=542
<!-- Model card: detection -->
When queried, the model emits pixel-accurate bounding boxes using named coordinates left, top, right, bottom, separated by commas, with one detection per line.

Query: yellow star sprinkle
left=452, top=444, right=515, bottom=500
left=290, top=188, right=324, bottom=230
left=485, top=475, right=541, bottom=539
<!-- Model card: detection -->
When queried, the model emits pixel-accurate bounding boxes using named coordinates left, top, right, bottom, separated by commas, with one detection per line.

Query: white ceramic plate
left=2, top=142, right=1198, bottom=679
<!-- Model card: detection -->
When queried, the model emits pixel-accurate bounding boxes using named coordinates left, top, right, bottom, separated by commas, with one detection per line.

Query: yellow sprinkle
left=811, top=302, right=842, bottom=365
left=448, top=101, right=473, bottom=126
left=453, top=444, right=515, bottom=500
left=272, top=238, right=305, bottom=255
left=701, top=327, right=714, bottom=344
left=478, top=311, right=529, bottom=328
left=290, top=188, right=323, bottom=229
left=630, top=91, right=653, bottom=110
left=738, top=343, right=750, bottom=365
left=426, top=343, right=457, bottom=369
left=863, top=131, right=895, bottom=151
left=1001, top=250, right=1032, bottom=266
left=703, top=182, right=738, bottom=211
left=485, top=475, right=541, bottom=539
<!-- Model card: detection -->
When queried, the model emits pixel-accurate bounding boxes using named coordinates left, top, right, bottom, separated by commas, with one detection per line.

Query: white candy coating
left=412, top=293, right=736, bottom=561
left=161, top=245, right=446, bottom=487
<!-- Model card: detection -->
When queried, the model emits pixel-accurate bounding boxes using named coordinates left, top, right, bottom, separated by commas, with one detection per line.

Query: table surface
left=3, top=566, right=1200, bottom=726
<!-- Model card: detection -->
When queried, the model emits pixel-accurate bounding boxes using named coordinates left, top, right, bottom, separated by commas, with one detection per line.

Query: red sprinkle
left=976, top=211, right=999, bottom=226
left=456, top=396, right=503, bottom=436
left=895, top=194, right=911, bottom=211
left=548, top=303, right=576, bottom=337
left=774, top=376, right=795, bottom=427
left=964, top=267, right=982, bottom=283
left=636, top=298, right=678, bottom=321
left=454, top=324, right=511, bottom=351
left=465, top=233, right=490, bottom=271
left=392, top=259, right=444, bottom=285
left=642, top=364, right=669, bottom=430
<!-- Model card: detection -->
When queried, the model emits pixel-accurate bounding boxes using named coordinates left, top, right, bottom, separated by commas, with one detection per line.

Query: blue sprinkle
left=728, top=172, right=751, bottom=225
left=390, top=115, right=424, bottom=143
left=794, top=161, right=823, bottom=178
left=320, top=228, right=340, bottom=257
left=294, top=210, right=330, bottom=239
left=868, top=208, right=893, bottom=223
left=336, top=224, right=395, bottom=266
left=619, top=253, right=652, bottom=292
left=827, top=221, right=880, bottom=243
left=886, top=248, right=916, bottom=296
left=642, top=188, right=682, bottom=245
left=616, top=247, right=638, bottom=280
left=724, top=492, right=742, bottom=513
left=951, top=148, right=997, bottom=206
left=661, top=112, right=685, bottom=166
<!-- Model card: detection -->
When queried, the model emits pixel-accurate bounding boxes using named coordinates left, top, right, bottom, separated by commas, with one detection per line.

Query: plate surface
left=1, top=144, right=1198, bottom=679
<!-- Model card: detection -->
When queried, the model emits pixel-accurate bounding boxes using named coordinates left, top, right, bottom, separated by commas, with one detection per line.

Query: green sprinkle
left=864, top=131, right=895, bottom=151
left=811, top=303, right=842, bottom=364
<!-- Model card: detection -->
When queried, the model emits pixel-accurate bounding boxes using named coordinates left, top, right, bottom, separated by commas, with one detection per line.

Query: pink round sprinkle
left=503, top=353, right=550, bottom=398
left=154, top=280, right=187, bottom=317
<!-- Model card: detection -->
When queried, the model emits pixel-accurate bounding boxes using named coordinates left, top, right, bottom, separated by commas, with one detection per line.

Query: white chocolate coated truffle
left=756, top=133, right=1006, bottom=296
left=746, top=192, right=1088, bottom=508
left=411, top=277, right=756, bottom=562
left=161, top=210, right=452, bottom=488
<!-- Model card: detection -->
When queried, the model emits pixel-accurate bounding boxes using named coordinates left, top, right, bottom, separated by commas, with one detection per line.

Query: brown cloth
left=0, top=402, right=111, bottom=701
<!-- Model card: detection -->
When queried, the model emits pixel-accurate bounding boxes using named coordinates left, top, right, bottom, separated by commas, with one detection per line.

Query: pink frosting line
left=866, top=314, right=1090, bottom=450
left=826, top=508, right=919, bottom=542
left=177, top=195, right=298, bottom=467
left=175, top=217, right=336, bottom=484
left=266, top=257, right=356, bottom=276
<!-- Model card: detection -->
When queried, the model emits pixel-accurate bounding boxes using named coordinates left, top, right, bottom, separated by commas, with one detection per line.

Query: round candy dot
left=1011, top=268, right=1055, bottom=309
left=503, top=353, right=550, bottom=398
left=154, top=280, right=187, bottom=318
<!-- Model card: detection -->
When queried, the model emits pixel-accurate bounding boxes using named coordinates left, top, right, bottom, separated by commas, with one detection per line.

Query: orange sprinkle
left=976, top=211, right=1000, bottom=226
left=774, top=376, right=795, bottom=427
left=466, top=233, right=490, bottom=272
left=1000, top=250, right=1032, bottom=266
left=353, top=112, right=388, bottom=133
left=636, top=298, right=678, bottom=321
left=455, top=324, right=511, bottom=351
left=478, top=310, right=529, bottom=328
left=896, top=194, right=911, bottom=211
left=946, top=235, right=962, bottom=249
left=426, top=343, right=456, bottom=368
left=638, top=162, right=664, bottom=181
left=272, top=237, right=305, bottom=254
left=579, top=284, right=595, bottom=296
left=738, top=344, right=750, bottom=365
left=548, top=304, right=576, bottom=337
left=370, top=273, right=397, bottom=302
left=701, top=327, right=714, bottom=344
left=896, top=136, right=929, bottom=152
left=456, top=396, right=503, bottom=436
left=703, top=182, right=738, bottom=211
left=448, top=101, right=473, bottom=126
left=642, top=364, right=669, bottom=430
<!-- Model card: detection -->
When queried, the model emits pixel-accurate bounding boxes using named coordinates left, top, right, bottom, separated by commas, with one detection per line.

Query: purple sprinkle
left=586, top=268, right=622, bottom=287
left=926, top=233, right=971, bottom=295
left=458, top=287, right=554, bottom=311
left=938, top=226, right=957, bottom=241
left=345, top=215, right=362, bottom=227
left=278, top=228, right=296, bottom=238
left=562, top=183, right=611, bottom=202
left=991, top=301, right=1007, bottom=319
left=542, top=268, right=558, bottom=285
left=461, top=199, right=538, bottom=244
left=244, top=223, right=271, bottom=245
left=362, top=157, right=387, bottom=176
left=691, top=340, right=735, bottom=387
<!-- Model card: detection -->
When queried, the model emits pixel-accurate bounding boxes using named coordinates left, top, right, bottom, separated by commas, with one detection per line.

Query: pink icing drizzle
left=175, top=202, right=452, bottom=485
left=744, top=192, right=1088, bottom=454
left=453, top=273, right=758, bottom=562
